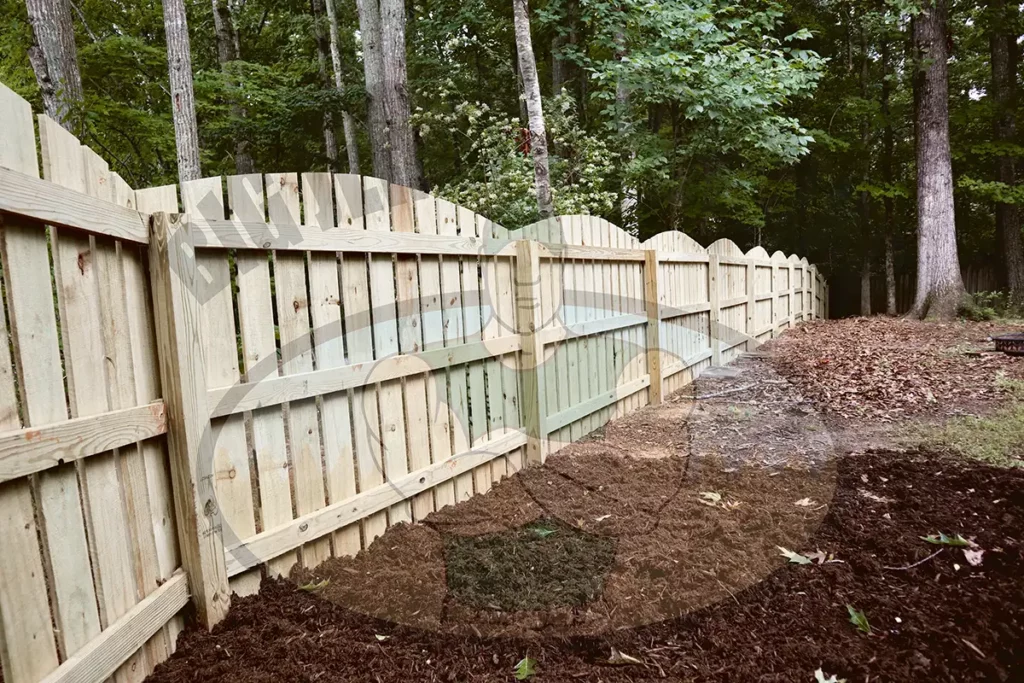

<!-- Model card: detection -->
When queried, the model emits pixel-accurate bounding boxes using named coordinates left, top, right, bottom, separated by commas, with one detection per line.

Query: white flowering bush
left=418, top=94, right=618, bottom=228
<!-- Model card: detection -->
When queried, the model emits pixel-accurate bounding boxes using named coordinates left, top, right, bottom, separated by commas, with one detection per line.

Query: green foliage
left=920, top=532, right=971, bottom=547
left=430, top=94, right=617, bottom=227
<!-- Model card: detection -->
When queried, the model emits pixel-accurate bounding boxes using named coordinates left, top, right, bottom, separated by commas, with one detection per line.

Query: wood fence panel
left=415, top=191, right=456, bottom=510
left=0, top=82, right=63, bottom=683
left=183, top=178, right=261, bottom=595
left=226, top=174, right=296, bottom=578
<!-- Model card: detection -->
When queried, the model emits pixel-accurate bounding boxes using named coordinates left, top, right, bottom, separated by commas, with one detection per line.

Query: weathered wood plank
left=0, top=403, right=166, bottom=482
left=38, top=572, right=188, bottom=683
left=148, top=212, right=231, bottom=628
left=0, top=166, right=149, bottom=244
left=190, top=217, right=515, bottom=255
left=225, top=429, right=528, bottom=576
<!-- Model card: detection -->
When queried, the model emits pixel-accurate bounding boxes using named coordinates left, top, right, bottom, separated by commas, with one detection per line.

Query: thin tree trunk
left=212, top=0, right=254, bottom=174
left=312, top=0, right=339, bottom=170
left=859, top=22, right=871, bottom=316
left=909, top=0, right=965, bottom=319
left=615, top=27, right=636, bottom=231
left=513, top=0, right=554, bottom=218
left=881, top=37, right=897, bottom=315
left=25, top=0, right=83, bottom=131
left=163, top=0, right=202, bottom=184
left=884, top=231, right=897, bottom=313
left=991, top=0, right=1024, bottom=308
left=356, top=0, right=391, bottom=180
left=325, top=0, right=361, bottom=174
left=380, top=0, right=423, bottom=189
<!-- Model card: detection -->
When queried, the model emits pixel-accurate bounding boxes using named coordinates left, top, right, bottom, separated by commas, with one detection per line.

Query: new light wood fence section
left=0, top=81, right=826, bottom=683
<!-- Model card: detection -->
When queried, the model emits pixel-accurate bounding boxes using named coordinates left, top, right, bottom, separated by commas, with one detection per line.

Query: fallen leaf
left=963, top=548, right=985, bottom=566
left=847, top=605, right=871, bottom=635
left=859, top=489, right=895, bottom=504
left=375, top=634, right=390, bottom=642
left=921, top=532, right=971, bottom=547
left=778, top=546, right=812, bottom=565
left=514, top=657, right=537, bottom=680
left=594, top=514, right=612, bottom=522
left=815, top=669, right=846, bottom=683
left=795, top=498, right=816, bottom=507
left=608, top=647, right=642, bottom=665
left=699, top=491, right=722, bottom=503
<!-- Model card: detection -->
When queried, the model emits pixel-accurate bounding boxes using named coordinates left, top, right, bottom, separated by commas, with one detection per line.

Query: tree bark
left=513, top=0, right=554, bottom=218
left=991, top=0, right=1024, bottom=307
left=212, top=0, right=254, bottom=174
left=311, top=0, right=339, bottom=170
left=859, top=22, right=871, bottom=316
left=163, top=0, right=203, bottom=184
left=325, top=0, right=361, bottom=174
left=356, top=0, right=391, bottom=180
left=616, top=27, right=637, bottom=231
left=909, top=0, right=965, bottom=319
left=25, top=0, right=83, bottom=132
left=881, top=37, right=897, bottom=315
left=380, top=0, right=424, bottom=189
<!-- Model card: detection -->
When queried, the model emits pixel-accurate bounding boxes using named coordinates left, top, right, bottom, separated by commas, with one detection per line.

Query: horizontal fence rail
left=0, top=78, right=827, bottom=683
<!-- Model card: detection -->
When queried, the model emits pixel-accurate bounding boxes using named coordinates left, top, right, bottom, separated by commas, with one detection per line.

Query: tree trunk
left=859, top=23, right=871, bottom=316
left=212, top=0, right=254, bottom=174
left=909, top=0, right=965, bottom=319
left=884, top=231, right=897, bottom=314
left=163, top=0, right=203, bottom=184
left=25, top=0, right=83, bottom=131
left=325, top=0, right=361, bottom=174
left=513, top=0, right=554, bottom=218
left=356, top=0, right=391, bottom=180
left=616, top=27, right=637, bottom=231
left=881, top=37, right=897, bottom=315
left=311, top=0, right=339, bottom=170
left=380, top=0, right=424, bottom=189
left=991, top=0, right=1024, bottom=308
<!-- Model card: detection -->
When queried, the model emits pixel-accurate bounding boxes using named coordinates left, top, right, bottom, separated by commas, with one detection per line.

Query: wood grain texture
left=225, top=429, right=528, bottom=576
left=149, top=212, right=230, bottom=628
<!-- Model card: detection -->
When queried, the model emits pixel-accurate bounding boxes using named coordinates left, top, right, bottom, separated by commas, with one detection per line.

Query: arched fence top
left=640, top=229, right=705, bottom=253
left=746, top=245, right=770, bottom=260
left=771, top=250, right=789, bottom=262
left=706, top=237, right=745, bottom=257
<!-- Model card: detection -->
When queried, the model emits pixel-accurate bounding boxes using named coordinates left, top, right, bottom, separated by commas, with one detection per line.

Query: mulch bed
left=148, top=451, right=1023, bottom=682
left=145, top=321, right=1024, bottom=682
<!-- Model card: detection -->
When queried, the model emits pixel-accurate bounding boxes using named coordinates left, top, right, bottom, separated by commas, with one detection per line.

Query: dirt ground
left=147, top=320, right=1024, bottom=682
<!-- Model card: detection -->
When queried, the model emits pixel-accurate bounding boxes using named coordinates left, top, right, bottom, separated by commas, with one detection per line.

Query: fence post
left=770, top=260, right=778, bottom=337
left=810, top=266, right=818, bottom=319
left=708, top=254, right=722, bottom=365
left=643, top=250, right=663, bottom=404
left=746, top=259, right=757, bottom=349
left=788, top=262, right=796, bottom=328
left=148, top=212, right=230, bottom=628
left=515, top=239, right=546, bottom=466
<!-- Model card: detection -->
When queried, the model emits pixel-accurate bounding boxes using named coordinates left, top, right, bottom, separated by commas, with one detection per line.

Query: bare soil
left=146, top=321, right=1024, bottom=682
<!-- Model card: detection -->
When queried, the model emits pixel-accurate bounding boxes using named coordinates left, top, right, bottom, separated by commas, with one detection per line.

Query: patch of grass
left=443, top=519, right=616, bottom=611
left=924, top=403, right=1024, bottom=468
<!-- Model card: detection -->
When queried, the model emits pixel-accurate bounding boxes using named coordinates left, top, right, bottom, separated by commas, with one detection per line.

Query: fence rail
left=0, top=80, right=826, bottom=683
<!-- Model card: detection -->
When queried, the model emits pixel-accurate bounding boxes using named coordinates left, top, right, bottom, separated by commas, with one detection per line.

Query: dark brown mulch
left=767, top=318, right=1024, bottom=421
left=148, top=451, right=1024, bottom=683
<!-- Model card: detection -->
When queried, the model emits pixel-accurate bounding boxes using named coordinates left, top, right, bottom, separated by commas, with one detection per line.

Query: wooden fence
left=0, top=80, right=826, bottom=683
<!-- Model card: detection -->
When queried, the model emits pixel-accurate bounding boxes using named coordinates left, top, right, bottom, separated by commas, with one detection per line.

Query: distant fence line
left=0, top=81, right=826, bottom=683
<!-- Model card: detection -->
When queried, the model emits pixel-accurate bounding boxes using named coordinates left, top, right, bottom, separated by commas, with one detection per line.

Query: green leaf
left=700, top=491, right=722, bottom=503
left=846, top=605, right=871, bottom=635
left=514, top=657, right=537, bottom=680
left=778, top=546, right=812, bottom=564
left=297, top=578, right=329, bottom=592
left=531, top=526, right=557, bottom=539
left=920, top=533, right=971, bottom=547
